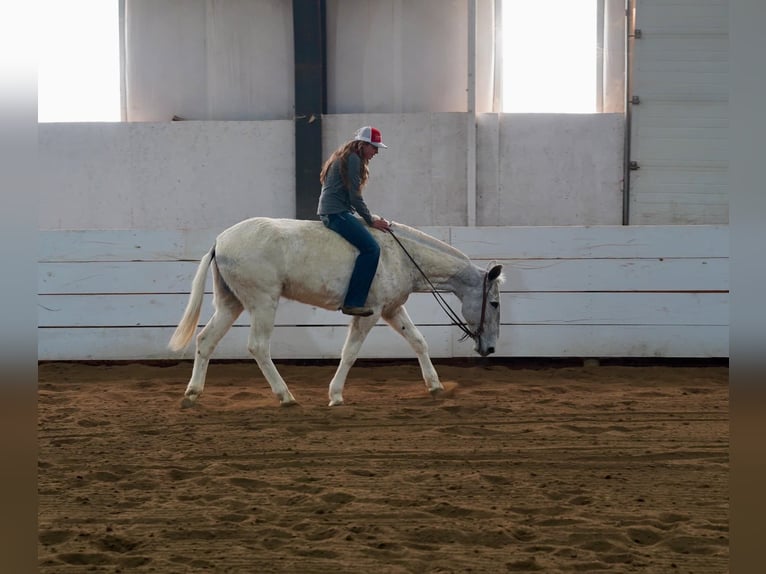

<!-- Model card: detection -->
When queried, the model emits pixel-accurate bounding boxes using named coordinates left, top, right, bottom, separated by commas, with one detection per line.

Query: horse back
left=212, top=217, right=405, bottom=310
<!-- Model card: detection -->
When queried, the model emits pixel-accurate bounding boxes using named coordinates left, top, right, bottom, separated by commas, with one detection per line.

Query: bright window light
left=36, top=1, right=597, bottom=120
left=502, top=0, right=597, bottom=113
left=38, top=0, right=121, bottom=122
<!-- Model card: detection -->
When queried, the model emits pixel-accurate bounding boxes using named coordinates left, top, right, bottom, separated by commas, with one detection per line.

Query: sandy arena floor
left=38, top=360, right=728, bottom=573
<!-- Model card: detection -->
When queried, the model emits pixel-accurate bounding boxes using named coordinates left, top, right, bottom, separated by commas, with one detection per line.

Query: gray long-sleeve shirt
left=316, top=152, right=374, bottom=225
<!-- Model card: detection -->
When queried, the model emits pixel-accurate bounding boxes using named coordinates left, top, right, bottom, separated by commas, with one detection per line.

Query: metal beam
left=466, top=0, right=477, bottom=227
left=623, top=0, right=635, bottom=225
left=292, top=0, right=326, bottom=220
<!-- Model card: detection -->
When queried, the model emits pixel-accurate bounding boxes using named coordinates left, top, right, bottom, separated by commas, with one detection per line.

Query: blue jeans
left=320, top=212, right=380, bottom=308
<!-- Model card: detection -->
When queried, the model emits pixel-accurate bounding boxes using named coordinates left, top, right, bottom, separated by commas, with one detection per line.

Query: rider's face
left=362, top=142, right=378, bottom=161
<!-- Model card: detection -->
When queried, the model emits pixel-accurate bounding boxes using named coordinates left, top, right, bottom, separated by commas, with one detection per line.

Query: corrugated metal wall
left=627, top=0, right=729, bottom=224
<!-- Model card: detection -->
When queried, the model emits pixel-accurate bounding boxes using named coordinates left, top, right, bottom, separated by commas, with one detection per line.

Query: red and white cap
left=354, top=126, right=388, bottom=148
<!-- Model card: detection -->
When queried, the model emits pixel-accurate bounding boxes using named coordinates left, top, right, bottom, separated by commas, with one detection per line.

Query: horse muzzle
left=475, top=344, right=495, bottom=357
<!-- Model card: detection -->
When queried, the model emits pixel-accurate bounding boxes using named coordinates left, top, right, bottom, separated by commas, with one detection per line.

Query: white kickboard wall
left=38, top=225, right=728, bottom=361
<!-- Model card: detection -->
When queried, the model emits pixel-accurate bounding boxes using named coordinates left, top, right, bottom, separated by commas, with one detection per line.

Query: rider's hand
left=371, top=217, right=391, bottom=231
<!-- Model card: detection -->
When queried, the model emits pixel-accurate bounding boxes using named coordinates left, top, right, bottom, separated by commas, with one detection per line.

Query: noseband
left=387, top=228, right=490, bottom=342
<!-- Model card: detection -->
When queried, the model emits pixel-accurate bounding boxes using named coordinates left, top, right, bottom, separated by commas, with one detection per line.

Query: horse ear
left=487, top=264, right=503, bottom=282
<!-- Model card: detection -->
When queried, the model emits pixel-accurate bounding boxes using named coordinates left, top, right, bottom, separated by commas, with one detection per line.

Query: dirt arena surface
left=38, top=360, right=728, bottom=573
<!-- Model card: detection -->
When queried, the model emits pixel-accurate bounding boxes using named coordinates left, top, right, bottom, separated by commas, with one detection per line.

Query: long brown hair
left=319, top=140, right=370, bottom=194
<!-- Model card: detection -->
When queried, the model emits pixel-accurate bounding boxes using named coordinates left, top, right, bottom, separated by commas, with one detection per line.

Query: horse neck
left=395, top=231, right=480, bottom=297
left=420, top=260, right=482, bottom=299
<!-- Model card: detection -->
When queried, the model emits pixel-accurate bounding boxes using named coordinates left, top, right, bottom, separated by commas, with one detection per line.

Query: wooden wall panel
left=38, top=292, right=728, bottom=328
left=38, top=225, right=729, bottom=360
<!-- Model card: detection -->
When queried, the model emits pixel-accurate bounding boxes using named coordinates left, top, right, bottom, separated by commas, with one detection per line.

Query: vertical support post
left=596, top=0, right=605, bottom=112
left=119, top=0, right=127, bottom=121
left=603, top=0, right=627, bottom=113
left=493, top=0, right=503, bottom=112
left=293, top=0, right=326, bottom=220
left=466, top=0, right=477, bottom=227
left=623, top=0, right=635, bottom=225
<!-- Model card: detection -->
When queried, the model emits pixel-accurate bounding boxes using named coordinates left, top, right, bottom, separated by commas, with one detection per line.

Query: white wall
left=324, top=114, right=471, bottom=225
left=115, top=0, right=729, bottom=226
left=478, top=113, right=624, bottom=225
left=39, top=121, right=295, bottom=230
left=39, top=113, right=624, bottom=230
left=124, top=0, right=295, bottom=121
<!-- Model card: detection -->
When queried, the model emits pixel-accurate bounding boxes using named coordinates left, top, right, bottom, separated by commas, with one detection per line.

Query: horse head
left=460, top=262, right=504, bottom=357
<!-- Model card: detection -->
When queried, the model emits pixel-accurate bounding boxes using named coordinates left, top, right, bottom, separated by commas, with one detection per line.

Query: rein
left=386, top=228, right=488, bottom=342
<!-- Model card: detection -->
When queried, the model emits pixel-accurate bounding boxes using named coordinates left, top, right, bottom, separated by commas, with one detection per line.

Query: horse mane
left=384, top=222, right=471, bottom=264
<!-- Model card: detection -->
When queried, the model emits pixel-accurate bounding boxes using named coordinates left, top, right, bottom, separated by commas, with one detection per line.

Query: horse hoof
left=430, top=381, right=458, bottom=399
left=280, top=398, right=299, bottom=408
left=328, top=399, right=344, bottom=407
left=181, top=396, right=197, bottom=409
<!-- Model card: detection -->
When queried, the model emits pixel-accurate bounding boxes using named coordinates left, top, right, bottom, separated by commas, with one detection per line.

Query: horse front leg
left=383, top=305, right=444, bottom=396
left=328, top=314, right=378, bottom=406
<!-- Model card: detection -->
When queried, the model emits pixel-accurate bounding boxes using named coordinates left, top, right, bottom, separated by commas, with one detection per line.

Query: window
left=38, top=0, right=121, bottom=122
left=36, top=1, right=618, bottom=121
left=502, top=0, right=599, bottom=113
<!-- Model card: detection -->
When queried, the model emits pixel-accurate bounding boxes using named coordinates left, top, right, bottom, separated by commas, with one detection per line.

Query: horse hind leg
left=245, top=296, right=297, bottom=406
left=182, top=291, right=243, bottom=408
left=328, top=314, right=378, bottom=406
left=384, top=306, right=444, bottom=396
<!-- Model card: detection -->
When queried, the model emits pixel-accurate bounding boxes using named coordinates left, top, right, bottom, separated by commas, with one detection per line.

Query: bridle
left=386, top=228, right=491, bottom=342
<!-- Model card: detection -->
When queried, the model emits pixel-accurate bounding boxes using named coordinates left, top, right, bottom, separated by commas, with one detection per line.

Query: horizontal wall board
left=451, top=225, right=728, bottom=259
left=39, top=229, right=218, bottom=263
left=501, top=258, right=727, bottom=292
left=40, top=225, right=728, bottom=263
left=39, top=325, right=456, bottom=361
left=495, top=325, right=728, bottom=358
left=38, top=292, right=728, bottom=328
left=39, top=226, right=451, bottom=263
left=39, top=261, right=197, bottom=294
left=39, top=257, right=728, bottom=295
left=38, top=323, right=728, bottom=361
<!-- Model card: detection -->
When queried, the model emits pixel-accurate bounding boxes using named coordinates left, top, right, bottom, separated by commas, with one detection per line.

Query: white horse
left=168, top=217, right=504, bottom=407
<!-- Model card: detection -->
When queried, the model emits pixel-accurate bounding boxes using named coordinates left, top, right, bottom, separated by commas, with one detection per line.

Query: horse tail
left=168, top=245, right=216, bottom=351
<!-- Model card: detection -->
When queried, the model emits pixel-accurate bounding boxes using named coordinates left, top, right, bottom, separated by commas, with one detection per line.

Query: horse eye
left=490, top=301, right=499, bottom=309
